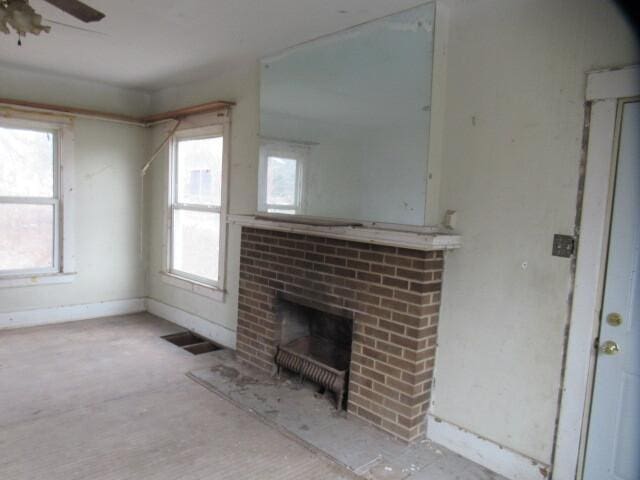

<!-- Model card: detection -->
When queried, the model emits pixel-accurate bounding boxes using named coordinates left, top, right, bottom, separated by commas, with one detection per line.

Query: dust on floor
left=0, top=314, right=358, bottom=480
left=189, top=349, right=507, bottom=480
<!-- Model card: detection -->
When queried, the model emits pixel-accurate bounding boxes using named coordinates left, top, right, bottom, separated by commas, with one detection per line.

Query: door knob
left=600, top=340, right=620, bottom=355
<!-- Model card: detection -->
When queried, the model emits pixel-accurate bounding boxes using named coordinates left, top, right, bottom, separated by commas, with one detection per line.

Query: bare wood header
left=141, top=101, right=234, bottom=123
left=0, top=97, right=235, bottom=126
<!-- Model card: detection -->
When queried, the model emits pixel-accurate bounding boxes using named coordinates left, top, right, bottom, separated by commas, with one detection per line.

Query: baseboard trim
left=0, top=297, right=237, bottom=350
left=146, top=298, right=236, bottom=349
left=0, top=298, right=146, bottom=330
left=426, top=414, right=551, bottom=480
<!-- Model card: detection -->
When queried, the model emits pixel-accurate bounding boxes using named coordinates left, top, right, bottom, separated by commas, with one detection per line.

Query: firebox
left=274, top=292, right=353, bottom=409
left=237, top=227, right=445, bottom=442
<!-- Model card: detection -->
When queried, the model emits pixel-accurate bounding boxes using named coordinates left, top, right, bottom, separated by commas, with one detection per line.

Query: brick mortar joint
left=237, top=230, right=443, bottom=441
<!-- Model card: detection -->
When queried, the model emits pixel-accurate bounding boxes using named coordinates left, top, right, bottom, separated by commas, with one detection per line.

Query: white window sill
left=0, top=272, right=77, bottom=288
left=159, top=271, right=226, bottom=302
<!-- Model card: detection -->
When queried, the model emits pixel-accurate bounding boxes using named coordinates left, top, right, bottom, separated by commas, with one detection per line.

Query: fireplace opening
left=274, top=292, right=353, bottom=410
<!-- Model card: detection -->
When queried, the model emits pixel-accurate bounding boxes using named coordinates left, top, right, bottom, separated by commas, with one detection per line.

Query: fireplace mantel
left=228, top=214, right=462, bottom=251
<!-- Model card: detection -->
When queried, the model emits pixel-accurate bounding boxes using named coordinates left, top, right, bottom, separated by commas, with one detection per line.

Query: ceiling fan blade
left=42, top=0, right=105, bottom=23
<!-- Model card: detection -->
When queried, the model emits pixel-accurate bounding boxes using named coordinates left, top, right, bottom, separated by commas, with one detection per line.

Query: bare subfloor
left=0, top=313, right=357, bottom=480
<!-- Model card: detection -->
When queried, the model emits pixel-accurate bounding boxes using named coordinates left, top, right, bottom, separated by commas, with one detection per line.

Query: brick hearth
left=236, top=227, right=444, bottom=442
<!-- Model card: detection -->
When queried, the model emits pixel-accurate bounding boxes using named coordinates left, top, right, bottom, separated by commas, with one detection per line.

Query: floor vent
left=161, top=331, right=222, bottom=355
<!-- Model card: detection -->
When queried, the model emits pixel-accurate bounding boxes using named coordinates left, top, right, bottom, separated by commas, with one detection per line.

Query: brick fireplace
left=236, top=226, right=444, bottom=442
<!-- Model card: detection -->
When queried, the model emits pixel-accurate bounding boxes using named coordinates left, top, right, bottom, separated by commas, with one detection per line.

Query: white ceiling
left=0, top=0, right=427, bottom=92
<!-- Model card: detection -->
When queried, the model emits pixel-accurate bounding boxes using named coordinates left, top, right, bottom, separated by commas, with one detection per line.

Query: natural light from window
left=265, top=155, right=298, bottom=214
left=170, top=135, right=223, bottom=284
left=0, top=126, right=57, bottom=274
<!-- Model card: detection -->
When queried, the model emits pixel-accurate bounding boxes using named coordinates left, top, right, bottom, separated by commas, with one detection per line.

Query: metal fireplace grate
left=275, top=336, right=349, bottom=409
left=161, top=331, right=222, bottom=355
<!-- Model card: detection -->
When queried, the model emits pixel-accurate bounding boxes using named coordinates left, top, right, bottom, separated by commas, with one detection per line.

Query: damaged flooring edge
left=185, top=371, right=362, bottom=478
left=145, top=298, right=236, bottom=349
left=426, top=414, right=550, bottom=480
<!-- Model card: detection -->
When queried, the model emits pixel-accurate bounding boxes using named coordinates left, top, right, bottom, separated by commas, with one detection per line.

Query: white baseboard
left=146, top=298, right=236, bottom=349
left=0, top=297, right=236, bottom=350
left=427, top=414, right=551, bottom=480
left=0, top=298, right=146, bottom=330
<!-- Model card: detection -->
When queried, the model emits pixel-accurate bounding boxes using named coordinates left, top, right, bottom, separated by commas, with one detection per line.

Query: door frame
left=553, top=65, right=640, bottom=480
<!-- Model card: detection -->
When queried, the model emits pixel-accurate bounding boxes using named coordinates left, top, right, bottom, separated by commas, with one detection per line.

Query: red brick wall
left=237, top=227, right=444, bottom=442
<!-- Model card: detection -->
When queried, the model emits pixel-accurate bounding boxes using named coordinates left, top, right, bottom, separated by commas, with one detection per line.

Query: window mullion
left=0, top=196, right=56, bottom=205
left=265, top=203, right=296, bottom=209
left=175, top=202, right=220, bottom=213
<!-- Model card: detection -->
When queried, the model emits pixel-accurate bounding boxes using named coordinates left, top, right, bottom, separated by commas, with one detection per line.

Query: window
left=168, top=125, right=228, bottom=289
left=0, top=123, right=62, bottom=277
left=258, top=142, right=307, bottom=214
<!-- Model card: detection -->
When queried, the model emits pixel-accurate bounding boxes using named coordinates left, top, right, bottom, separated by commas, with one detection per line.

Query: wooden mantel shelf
left=227, top=214, right=462, bottom=251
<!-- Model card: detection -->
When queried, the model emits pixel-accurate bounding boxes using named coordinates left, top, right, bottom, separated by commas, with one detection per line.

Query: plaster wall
left=147, top=0, right=639, bottom=465
left=0, top=64, right=150, bottom=117
left=0, top=118, right=148, bottom=314
left=1, top=0, right=636, bottom=468
left=0, top=68, right=149, bottom=318
left=433, top=0, right=639, bottom=463
left=145, top=65, right=260, bottom=335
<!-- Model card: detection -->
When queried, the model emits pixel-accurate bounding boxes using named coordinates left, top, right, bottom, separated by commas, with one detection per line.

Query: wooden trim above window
left=0, top=97, right=234, bottom=127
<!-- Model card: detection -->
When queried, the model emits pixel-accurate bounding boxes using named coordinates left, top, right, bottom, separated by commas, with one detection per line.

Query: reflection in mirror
left=259, top=3, right=435, bottom=225
left=258, top=140, right=308, bottom=214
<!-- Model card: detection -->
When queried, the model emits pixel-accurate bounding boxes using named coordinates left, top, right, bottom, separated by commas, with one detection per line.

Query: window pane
left=172, top=209, right=220, bottom=282
left=267, top=156, right=297, bottom=206
left=0, top=127, right=54, bottom=197
left=176, top=137, right=223, bottom=206
left=268, top=208, right=296, bottom=214
left=0, top=204, right=54, bottom=271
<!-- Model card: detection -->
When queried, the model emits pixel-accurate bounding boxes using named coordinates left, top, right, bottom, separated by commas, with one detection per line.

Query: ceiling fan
left=0, top=0, right=105, bottom=42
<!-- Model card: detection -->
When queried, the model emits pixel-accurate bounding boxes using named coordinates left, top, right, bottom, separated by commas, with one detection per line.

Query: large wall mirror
left=258, top=3, right=435, bottom=226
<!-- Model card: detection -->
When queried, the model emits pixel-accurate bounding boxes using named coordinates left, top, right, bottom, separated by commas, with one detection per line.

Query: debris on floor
left=188, top=349, right=506, bottom=480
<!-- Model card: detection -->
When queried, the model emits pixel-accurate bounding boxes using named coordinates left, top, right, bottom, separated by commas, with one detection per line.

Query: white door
left=583, top=100, right=640, bottom=480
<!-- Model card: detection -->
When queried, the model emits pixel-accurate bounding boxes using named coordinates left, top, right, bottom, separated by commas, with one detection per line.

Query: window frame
left=258, top=141, right=307, bottom=214
left=166, top=123, right=229, bottom=291
left=0, top=115, right=75, bottom=285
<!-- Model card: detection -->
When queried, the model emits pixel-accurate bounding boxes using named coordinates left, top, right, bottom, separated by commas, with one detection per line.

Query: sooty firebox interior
left=274, top=292, right=353, bottom=409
